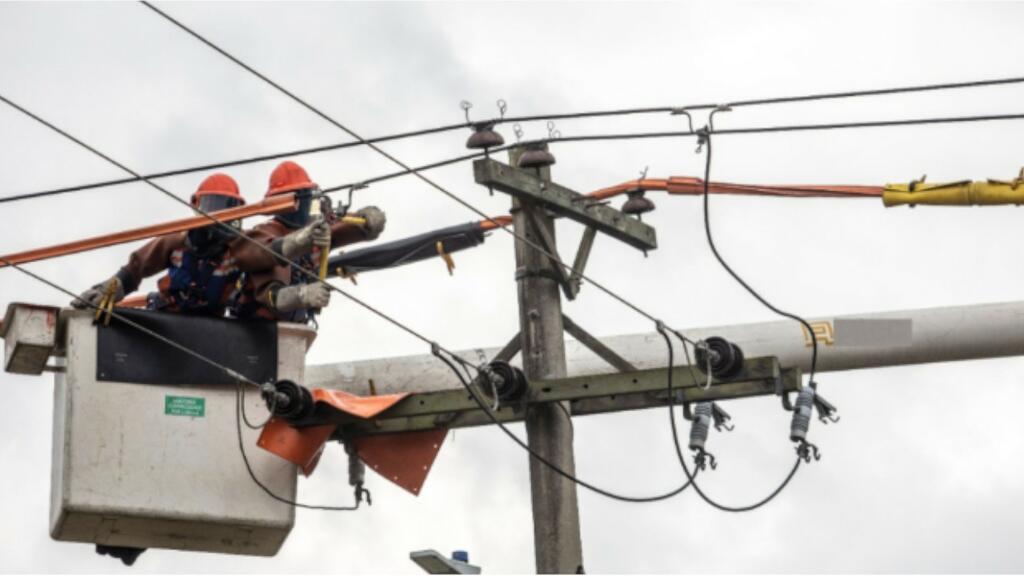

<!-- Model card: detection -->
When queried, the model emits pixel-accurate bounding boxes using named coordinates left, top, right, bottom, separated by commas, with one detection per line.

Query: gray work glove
left=354, top=206, right=386, bottom=240
left=280, top=216, right=331, bottom=260
left=71, top=276, right=125, bottom=309
left=274, top=282, right=331, bottom=312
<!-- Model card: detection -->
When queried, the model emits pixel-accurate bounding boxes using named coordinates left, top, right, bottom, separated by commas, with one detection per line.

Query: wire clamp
left=796, top=439, right=821, bottom=463
left=695, top=126, right=710, bottom=154
left=460, top=100, right=473, bottom=124
left=694, top=447, right=718, bottom=471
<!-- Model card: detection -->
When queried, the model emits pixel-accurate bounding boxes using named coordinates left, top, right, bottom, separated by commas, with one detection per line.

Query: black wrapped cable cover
left=325, top=222, right=486, bottom=276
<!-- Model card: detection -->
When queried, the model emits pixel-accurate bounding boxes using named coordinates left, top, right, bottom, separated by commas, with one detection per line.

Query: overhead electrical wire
left=5, top=45, right=1024, bottom=206
left=36, top=1, right=1023, bottom=508
left=0, top=92, right=706, bottom=507
left=647, top=128, right=814, bottom=512
left=10, top=109, right=1024, bottom=206
left=8, top=2, right=1020, bottom=511
left=136, top=0, right=703, bottom=347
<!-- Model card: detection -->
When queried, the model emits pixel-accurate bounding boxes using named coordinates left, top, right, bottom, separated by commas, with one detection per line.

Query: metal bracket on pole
left=473, top=158, right=657, bottom=251
left=561, top=314, right=636, bottom=373
left=523, top=206, right=576, bottom=300
left=332, top=356, right=799, bottom=437
left=567, top=227, right=597, bottom=299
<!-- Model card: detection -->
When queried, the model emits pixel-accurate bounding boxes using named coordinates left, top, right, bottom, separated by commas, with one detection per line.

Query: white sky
left=3, top=0, right=1024, bottom=573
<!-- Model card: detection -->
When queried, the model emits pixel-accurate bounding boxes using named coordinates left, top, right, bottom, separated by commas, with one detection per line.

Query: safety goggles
left=196, top=194, right=244, bottom=214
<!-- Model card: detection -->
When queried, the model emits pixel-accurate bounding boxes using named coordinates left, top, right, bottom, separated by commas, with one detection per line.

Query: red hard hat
left=191, top=173, right=244, bottom=205
left=267, top=161, right=317, bottom=197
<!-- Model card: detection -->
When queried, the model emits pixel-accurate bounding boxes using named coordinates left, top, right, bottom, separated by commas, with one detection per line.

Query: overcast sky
left=4, top=1, right=1024, bottom=573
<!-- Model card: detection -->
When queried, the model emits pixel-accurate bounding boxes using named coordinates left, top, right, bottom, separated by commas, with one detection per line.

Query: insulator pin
left=695, top=336, right=745, bottom=379
left=264, top=379, right=315, bottom=423
left=466, top=123, right=505, bottom=150
left=622, top=191, right=656, bottom=216
left=478, top=360, right=528, bottom=402
left=518, top=145, right=556, bottom=169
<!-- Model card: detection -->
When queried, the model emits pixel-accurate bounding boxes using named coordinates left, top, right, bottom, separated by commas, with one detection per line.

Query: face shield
left=275, top=187, right=321, bottom=229
left=188, top=194, right=245, bottom=255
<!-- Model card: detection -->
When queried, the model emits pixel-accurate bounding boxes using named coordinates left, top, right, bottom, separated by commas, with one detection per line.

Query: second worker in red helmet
left=231, top=161, right=386, bottom=322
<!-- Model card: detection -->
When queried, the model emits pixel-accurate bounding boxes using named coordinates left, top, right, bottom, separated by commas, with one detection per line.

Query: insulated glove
left=280, top=216, right=331, bottom=260
left=274, top=282, right=331, bottom=312
left=71, top=276, right=125, bottom=310
left=354, top=206, right=386, bottom=240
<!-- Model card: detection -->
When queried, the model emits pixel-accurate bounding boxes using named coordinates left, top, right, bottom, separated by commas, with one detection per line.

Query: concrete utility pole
left=510, top=145, right=584, bottom=574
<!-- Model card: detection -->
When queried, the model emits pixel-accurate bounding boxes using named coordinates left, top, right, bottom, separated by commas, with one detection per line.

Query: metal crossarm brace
left=333, top=356, right=799, bottom=437
left=561, top=314, right=636, bottom=373
left=567, top=227, right=597, bottom=298
left=473, top=159, right=658, bottom=251
left=523, top=205, right=575, bottom=299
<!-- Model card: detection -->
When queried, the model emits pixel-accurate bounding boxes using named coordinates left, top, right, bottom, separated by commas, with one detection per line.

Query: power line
left=325, top=110, right=1024, bottom=195
left=138, top=0, right=703, bottom=347
left=697, top=131, right=819, bottom=382
left=0, top=92, right=700, bottom=506
left=5, top=29, right=1022, bottom=206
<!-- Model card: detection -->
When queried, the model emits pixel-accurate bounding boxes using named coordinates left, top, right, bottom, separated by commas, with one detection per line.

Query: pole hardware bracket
left=522, top=204, right=576, bottom=300
left=333, top=356, right=798, bottom=438
left=473, top=158, right=657, bottom=251
left=566, top=227, right=597, bottom=299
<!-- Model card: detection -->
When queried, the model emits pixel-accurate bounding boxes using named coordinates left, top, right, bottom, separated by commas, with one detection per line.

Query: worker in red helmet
left=231, top=161, right=386, bottom=322
left=72, top=173, right=254, bottom=316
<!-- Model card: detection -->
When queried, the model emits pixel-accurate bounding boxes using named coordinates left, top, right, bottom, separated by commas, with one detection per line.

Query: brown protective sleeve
left=230, top=220, right=291, bottom=272
left=117, top=233, right=187, bottom=293
left=330, top=221, right=373, bottom=248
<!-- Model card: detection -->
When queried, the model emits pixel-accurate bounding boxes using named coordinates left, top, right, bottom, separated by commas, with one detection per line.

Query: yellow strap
left=340, top=215, right=367, bottom=226
left=335, top=266, right=358, bottom=285
left=103, top=294, right=115, bottom=326
left=436, top=241, right=455, bottom=276
left=94, top=280, right=116, bottom=323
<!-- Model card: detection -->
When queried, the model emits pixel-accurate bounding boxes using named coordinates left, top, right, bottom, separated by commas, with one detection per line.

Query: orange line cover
left=0, top=194, right=297, bottom=268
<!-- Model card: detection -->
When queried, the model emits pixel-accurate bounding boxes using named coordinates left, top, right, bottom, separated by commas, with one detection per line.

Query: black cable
left=10, top=109, right=1024, bottom=206
left=698, top=131, right=819, bottom=382
left=8, top=61, right=1024, bottom=206
left=432, top=346, right=696, bottom=503
left=138, top=1, right=704, bottom=347
left=705, top=74, right=1024, bottom=110
left=713, top=112, right=1024, bottom=137
left=319, top=110, right=1024, bottom=196
left=0, top=122, right=470, bottom=205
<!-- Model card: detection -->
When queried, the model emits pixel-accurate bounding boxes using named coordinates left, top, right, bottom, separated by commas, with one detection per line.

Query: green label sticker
left=165, top=395, right=205, bottom=418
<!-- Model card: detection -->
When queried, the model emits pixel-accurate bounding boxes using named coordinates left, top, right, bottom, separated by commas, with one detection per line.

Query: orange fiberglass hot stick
left=0, top=194, right=299, bottom=269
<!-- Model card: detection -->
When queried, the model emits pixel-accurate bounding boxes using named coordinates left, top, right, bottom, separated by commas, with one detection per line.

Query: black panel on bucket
left=96, top=309, right=277, bottom=386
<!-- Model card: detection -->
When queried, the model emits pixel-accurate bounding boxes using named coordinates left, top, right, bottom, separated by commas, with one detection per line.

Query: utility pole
left=510, top=145, right=583, bottom=574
